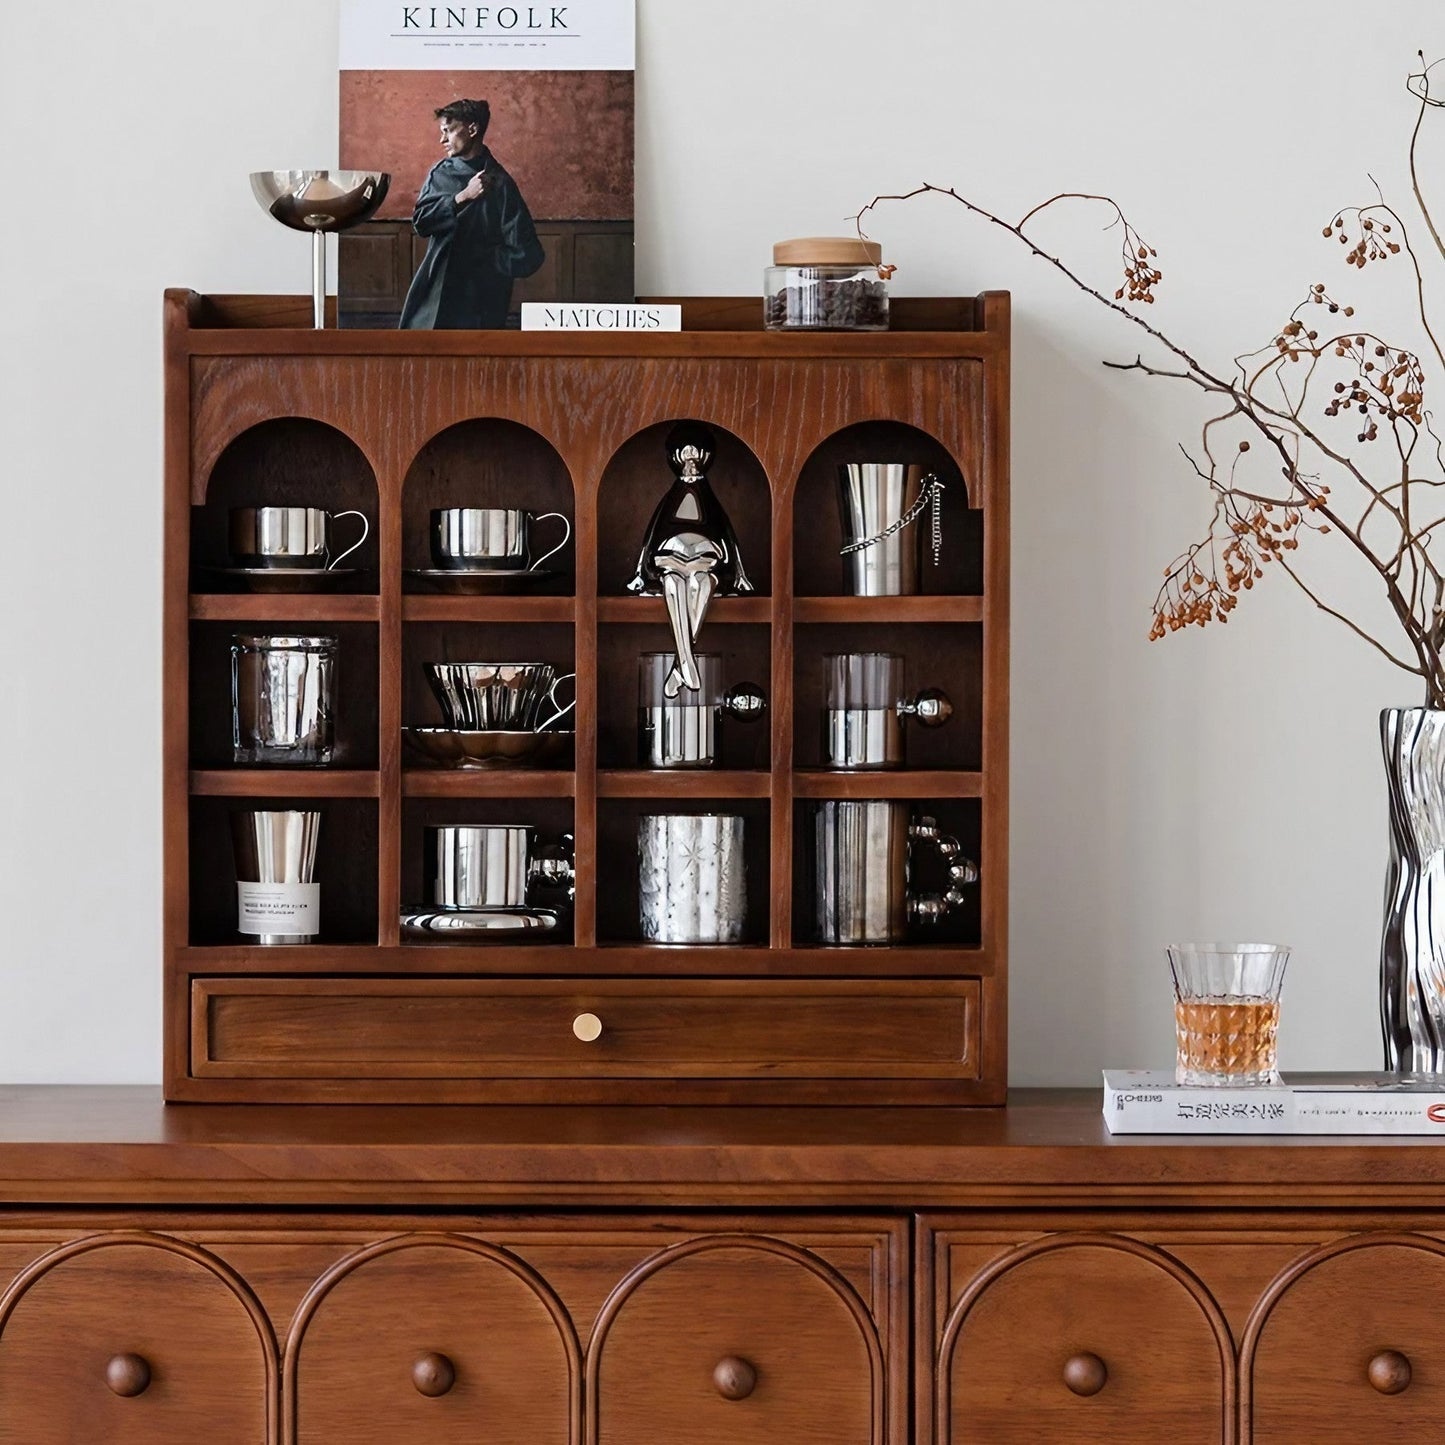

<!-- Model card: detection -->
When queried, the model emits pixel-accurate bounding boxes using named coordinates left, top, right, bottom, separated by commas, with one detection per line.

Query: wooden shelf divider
left=792, top=771, right=985, bottom=800
left=793, top=596, right=984, bottom=624
left=402, top=769, right=577, bottom=798
left=596, top=770, right=771, bottom=799
left=189, top=769, right=381, bottom=798
left=401, top=595, right=575, bottom=623
left=189, top=593, right=381, bottom=622
left=598, top=596, right=771, bottom=624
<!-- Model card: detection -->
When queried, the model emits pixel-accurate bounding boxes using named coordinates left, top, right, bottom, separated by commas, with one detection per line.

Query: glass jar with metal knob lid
left=764, top=236, right=891, bottom=331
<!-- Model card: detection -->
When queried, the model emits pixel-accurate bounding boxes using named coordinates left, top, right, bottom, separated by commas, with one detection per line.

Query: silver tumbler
left=837, top=463, right=938, bottom=596
left=231, top=809, right=321, bottom=946
left=813, top=801, right=977, bottom=945
left=231, top=634, right=337, bottom=765
left=638, top=814, right=747, bottom=944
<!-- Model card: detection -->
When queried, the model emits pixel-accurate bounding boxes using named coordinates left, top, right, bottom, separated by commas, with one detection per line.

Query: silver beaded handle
left=839, top=473, right=944, bottom=566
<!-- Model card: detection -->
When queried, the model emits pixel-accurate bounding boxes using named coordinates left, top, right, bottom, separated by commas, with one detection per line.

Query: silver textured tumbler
left=638, top=814, right=747, bottom=944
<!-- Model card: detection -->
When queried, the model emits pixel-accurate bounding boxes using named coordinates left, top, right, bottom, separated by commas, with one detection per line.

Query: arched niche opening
left=792, top=421, right=979, bottom=598
left=596, top=421, right=772, bottom=597
left=401, top=419, right=575, bottom=590
left=192, top=418, right=380, bottom=592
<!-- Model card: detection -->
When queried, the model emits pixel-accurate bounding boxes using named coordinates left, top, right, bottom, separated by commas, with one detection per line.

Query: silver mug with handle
left=813, top=801, right=977, bottom=945
left=431, top=507, right=571, bottom=572
left=424, top=824, right=575, bottom=909
left=229, top=506, right=369, bottom=570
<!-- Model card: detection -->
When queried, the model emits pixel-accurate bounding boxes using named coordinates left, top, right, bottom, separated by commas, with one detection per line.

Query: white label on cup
left=237, top=882, right=320, bottom=935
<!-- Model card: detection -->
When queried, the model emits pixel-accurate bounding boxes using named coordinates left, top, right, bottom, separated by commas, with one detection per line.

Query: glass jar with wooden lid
left=764, top=237, right=891, bottom=331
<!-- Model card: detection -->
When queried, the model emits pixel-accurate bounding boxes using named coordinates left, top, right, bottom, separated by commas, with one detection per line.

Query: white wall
left=0, top=1, right=1437, bottom=1084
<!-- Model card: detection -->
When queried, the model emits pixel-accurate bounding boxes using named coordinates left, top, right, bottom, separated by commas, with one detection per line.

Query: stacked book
left=1102, top=1069, right=1445, bottom=1135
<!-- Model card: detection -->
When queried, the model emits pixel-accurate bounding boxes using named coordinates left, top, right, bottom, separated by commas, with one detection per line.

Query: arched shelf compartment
left=791, top=420, right=979, bottom=599
left=401, top=418, right=576, bottom=590
left=190, top=417, right=381, bottom=593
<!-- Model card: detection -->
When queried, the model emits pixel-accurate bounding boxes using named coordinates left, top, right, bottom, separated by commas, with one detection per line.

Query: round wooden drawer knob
left=1062, top=1352, right=1108, bottom=1397
left=1368, top=1349, right=1412, bottom=1395
left=106, top=1353, right=152, bottom=1398
left=573, top=1012, right=603, bottom=1043
left=412, top=1351, right=456, bottom=1397
left=713, top=1355, right=758, bottom=1400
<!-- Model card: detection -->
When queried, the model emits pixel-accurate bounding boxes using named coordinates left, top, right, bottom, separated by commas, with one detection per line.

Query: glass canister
left=231, top=634, right=337, bottom=765
left=764, top=237, right=891, bottom=331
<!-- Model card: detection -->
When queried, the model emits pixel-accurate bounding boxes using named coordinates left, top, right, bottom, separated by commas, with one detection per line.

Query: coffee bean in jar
left=764, top=237, right=891, bottom=331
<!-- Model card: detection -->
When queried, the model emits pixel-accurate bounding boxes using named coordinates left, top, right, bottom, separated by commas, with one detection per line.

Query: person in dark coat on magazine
left=399, top=99, right=545, bottom=329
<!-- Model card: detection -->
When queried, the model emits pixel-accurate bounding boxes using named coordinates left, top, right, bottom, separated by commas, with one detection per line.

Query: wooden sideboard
left=1, top=1088, right=1443, bottom=1443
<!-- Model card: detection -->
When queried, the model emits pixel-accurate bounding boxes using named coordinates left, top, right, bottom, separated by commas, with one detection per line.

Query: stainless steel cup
left=425, top=662, right=577, bottom=733
left=424, top=824, right=575, bottom=908
left=638, top=814, right=747, bottom=944
left=231, top=634, right=337, bottom=765
left=637, top=653, right=766, bottom=769
left=228, top=506, right=369, bottom=570
left=821, top=652, right=953, bottom=769
left=836, top=464, right=937, bottom=596
left=813, top=801, right=977, bottom=944
left=231, top=809, right=321, bottom=945
left=430, top=507, right=571, bottom=571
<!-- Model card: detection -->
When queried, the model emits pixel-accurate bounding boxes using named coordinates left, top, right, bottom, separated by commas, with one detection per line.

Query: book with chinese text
left=1103, top=1069, right=1445, bottom=1135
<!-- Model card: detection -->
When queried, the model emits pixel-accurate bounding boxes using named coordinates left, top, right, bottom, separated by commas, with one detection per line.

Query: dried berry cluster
left=1151, top=489, right=1332, bottom=640
left=1325, top=209, right=1403, bottom=268
left=1323, top=329, right=1425, bottom=434
left=1112, top=223, right=1161, bottom=304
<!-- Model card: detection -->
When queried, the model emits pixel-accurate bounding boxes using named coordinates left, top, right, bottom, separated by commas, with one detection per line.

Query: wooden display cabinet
left=163, top=290, right=1010, bottom=1103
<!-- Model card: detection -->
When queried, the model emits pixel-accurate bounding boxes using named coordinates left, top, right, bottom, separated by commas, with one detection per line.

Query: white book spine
left=1103, top=1079, right=1445, bottom=1135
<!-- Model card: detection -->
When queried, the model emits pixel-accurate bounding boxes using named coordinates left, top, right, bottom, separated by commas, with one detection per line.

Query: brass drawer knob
left=1368, top=1349, right=1412, bottom=1395
left=105, top=1353, right=152, bottom=1398
left=1062, top=1352, right=1108, bottom=1397
left=713, top=1355, right=757, bottom=1400
left=573, top=1013, right=603, bottom=1042
left=412, top=1351, right=456, bottom=1397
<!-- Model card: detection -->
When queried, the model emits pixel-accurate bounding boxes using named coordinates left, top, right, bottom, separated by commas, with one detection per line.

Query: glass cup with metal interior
left=821, top=652, right=952, bottom=769
left=231, top=634, right=338, bottom=765
left=637, top=653, right=766, bottom=768
left=1166, top=943, right=1293, bottom=1086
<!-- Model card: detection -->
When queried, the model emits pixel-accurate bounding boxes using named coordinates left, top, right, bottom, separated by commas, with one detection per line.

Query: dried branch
left=855, top=59, right=1445, bottom=702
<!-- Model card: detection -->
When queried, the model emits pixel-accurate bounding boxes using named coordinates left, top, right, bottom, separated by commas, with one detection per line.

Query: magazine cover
left=338, top=0, right=635, bottom=328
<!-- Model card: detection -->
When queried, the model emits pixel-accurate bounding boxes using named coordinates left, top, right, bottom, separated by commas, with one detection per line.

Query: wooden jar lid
left=772, top=236, right=883, bottom=266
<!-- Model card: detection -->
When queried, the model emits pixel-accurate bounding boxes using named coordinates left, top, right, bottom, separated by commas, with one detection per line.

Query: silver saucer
left=205, top=566, right=363, bottom=594
left=401, top=906, right=562, bottom=942
left=405, top=568, right=562, bottom=596
left=403, top=727, right=574, bottom=769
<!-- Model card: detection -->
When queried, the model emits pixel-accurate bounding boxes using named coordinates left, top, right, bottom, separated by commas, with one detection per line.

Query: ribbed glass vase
left=1380, top=707, right=1445, bottom=1072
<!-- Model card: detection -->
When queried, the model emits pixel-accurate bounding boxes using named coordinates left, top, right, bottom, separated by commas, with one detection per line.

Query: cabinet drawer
left=192, top=976, right=979, bottom=1080
left=590, top=1235, right=886, bottom=1445
left=1244, top=1234, right=1445, bottom=1444
left=936, top=1235, right=1233, bottom=1445
left=289, top=1235, right=577, bottom=1444
left=0, top=1234, right=274, bottom=1445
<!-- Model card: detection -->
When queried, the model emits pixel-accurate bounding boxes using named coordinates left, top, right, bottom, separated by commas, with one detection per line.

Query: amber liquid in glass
left=1174, top=996, right=1281, bottom=1084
